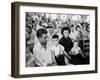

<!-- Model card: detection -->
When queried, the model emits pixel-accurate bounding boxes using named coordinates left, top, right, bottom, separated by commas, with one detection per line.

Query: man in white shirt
left=33, top=29, right=56, bottom=67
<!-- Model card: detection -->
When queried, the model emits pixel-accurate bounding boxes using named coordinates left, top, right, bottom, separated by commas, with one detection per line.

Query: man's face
left=39, top=34, right=48, bottom=45
left=63, top=30, right=70, bottom=38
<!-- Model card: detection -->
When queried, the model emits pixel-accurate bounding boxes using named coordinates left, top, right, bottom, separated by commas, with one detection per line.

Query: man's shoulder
left=33, top=43, right=40, bottom=51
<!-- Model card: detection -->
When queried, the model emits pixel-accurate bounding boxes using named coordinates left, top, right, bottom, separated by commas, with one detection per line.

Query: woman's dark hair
left=36, top=29, right=47, bottom=38
left=52, top=34, right=59, bottom=39
left=61, top=27, right=71, bottom=35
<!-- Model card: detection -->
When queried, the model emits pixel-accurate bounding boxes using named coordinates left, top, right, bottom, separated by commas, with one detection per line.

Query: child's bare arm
left=63, top=50, right=71, bottom=60
left=69, top=50, right=75, bottom=55
left=79, top=49, right=85, bottom=57
left=51, top=50, right=57, bottom=65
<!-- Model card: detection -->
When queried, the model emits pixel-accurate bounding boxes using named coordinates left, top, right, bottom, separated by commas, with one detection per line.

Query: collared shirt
left=71, top=47, right=81, bottom=55
left=33, top=42, right=53, bottom=66
left=51, top=44, right=64, bottom=56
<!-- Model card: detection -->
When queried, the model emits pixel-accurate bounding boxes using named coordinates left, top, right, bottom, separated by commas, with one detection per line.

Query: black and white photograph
left=25, top=12, right=90, bottom=67
left=11, top=2, right=97, bottom=78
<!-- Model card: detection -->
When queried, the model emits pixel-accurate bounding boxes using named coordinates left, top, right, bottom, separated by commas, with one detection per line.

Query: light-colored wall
left=0, top=0, right=99, bottom=80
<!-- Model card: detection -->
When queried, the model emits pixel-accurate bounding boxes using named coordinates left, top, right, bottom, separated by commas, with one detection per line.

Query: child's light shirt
left=71, top=46, right=81, bottom=55
left=51, top=44, right=64, bottom=56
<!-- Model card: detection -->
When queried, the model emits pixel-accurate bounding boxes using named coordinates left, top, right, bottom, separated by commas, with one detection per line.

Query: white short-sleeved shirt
left=71, top=47, right=81, bottom=55
left=33, top=43, right=53, bottom=66
left=51, top=44, right=64, bottom=56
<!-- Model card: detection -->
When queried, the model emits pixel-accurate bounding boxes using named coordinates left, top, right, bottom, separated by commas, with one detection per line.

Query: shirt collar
left=37, top=42, right=48, bottom=50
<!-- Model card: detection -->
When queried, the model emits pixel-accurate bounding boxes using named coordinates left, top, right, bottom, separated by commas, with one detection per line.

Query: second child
left=51, top=34, right=71, bottom=65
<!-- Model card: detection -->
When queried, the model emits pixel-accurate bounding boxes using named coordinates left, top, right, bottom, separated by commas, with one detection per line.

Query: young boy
left=69, top=40, right=85, bottom=65
left=51, top=34, right=71, bottom=65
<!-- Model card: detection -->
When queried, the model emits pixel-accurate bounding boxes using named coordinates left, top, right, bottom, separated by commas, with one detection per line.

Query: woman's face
left=63, top=30, right=70, bottom=38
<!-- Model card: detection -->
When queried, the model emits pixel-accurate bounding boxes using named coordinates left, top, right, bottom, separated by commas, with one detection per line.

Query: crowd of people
left=25, top=12, right=90, bottom=67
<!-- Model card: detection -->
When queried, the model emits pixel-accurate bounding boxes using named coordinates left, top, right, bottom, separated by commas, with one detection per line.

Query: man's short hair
left=36, top=29, right=47, bottom=38
left=52, top=34, right=59, bottom=39
left=61, top=27, right=71, bottom=35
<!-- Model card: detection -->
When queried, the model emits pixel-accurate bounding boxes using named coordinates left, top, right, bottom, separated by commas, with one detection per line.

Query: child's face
left=74, top=42, right=78, bottom=47
left=52, top=38, right=59, bottom=46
